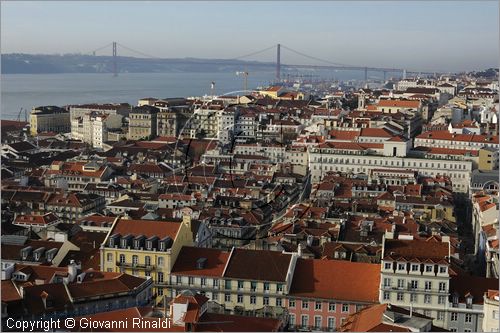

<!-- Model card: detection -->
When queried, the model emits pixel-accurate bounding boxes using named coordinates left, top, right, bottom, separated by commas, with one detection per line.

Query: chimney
left=298, top=243, right=304, bottom=257
left=67, top=260, right=79, bottom=283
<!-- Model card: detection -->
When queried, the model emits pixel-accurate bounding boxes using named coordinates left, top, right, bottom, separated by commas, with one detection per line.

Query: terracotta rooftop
left=290, top=258, right=380, bottom=302
left=223, top=248, right=292, bottom=282
left=111, top=218, right=181, bottom=239
left=172, top=246, right=229, bottom=277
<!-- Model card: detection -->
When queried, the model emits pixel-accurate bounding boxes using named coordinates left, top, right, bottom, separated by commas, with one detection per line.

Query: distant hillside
left=1, top=53, right=276, bottom=74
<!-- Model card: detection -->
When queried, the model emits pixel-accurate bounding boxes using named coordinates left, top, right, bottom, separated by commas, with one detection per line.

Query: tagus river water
left=1, top=70, right=367, bottom=120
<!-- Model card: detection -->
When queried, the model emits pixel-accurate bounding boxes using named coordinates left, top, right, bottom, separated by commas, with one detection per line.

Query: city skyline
left=1, top=1, right=499, bottom=72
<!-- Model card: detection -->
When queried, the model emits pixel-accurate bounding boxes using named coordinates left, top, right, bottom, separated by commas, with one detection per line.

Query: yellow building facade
left=100, top=215, right=194, bottom=303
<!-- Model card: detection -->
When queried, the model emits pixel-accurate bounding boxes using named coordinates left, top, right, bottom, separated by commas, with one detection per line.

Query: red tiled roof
left=383, top=236, right=450, bottom=263
left=377, top=100, right=420, bottom=108
left=223, top=248, right=292, bottom=282
left=172, top=246, right=229, bottom=277
left=290, top=258, right=380, bottom=302
left=111, top=218, right=181, bottom=239
left=14, top=213, right=59, bottom=226
left=360, top=128, right=394, bottom=138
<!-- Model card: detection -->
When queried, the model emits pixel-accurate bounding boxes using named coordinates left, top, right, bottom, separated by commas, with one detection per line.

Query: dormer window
left=146, top=241, right=152, bottom=250
left=384, top=262, right=392, bottom=270
left=425, top=265, right=433, bottom=272
left=398, top=263, right=406, bottom=271
left=439, top=266, right=447, bottom=274
left=466, top=296, right=473, bottom=309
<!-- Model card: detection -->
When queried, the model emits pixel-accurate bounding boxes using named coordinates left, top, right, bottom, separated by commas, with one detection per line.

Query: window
left=277, top=284, right=283, bottom=292
left=465, top=314, right=472, bottom=323
left=411, top=264, right=419, bottom=271
left=384, top=262, right=392, bottom=270
left=237, top=280, right=244, bottom=290
left=250, top=295, right=256, bottom=304
left=439, top=266, right=447, bottom=274
left=425, top=281, right=432, bottom=291
left=450, top=328, right=457, bottom=332
left=302, top=300, right=309, bottom=309
left=398, top=263, right=406, bottom=270
left=145, top=256, right=151, bottom=266
left=264, top=282, right=270, bottom=291
left=224, top=293, right=231, bottom=302
left=157, top=257, right=164, bottom=267
left=329, top=302, right=336, bottom=312
left=289, top=314, right=296, bottom=327
left=315, top=302, right=322, bottom=311
left=451, top=312, right=458, bottom=321
left=397, top=279, right=405, bottom=289
left=188, top=277, right=194, bottom=285
left=263, top=297, right=269, bottom=306
left=493, top=310, right=499, bottom=320
left=237, top=294, right=243, bottom=303
left=106, top=253, right=113, bottom=262
left=425, top=265, right=433, bottom=272
left=224, top=279, right=231, bottom=289
left=158, top=288, right=163, bottom=296
left=175, top=276, right=182, bottom=284
left=328, top=317, right=335, bottom=330
left=410, top=280, right=418, bottom=289
left=383, top=292, right=390, bottom=301
left=119, top=254, right=125, bottom=263
left=251, top=281, right=257, bottom=291
left=314, top=316, right=322, bottom=330
left=342, top=304, right=349, bottom=313
left=201, top=277, right=206, bottom=286
left=301, top=315, right=309, bottom=328
left=410, top=293, right=417, bottom=303
left=437, top=311, right=445, bottom=321
left=212, top=292, right=218, bottom=301
left=424, top=295, right=431, bottom=304
left=438, top=296, right=446, bottom=305
left=276, top=298, right=282, bottom=307
left=289, top=299, right=296, bottom=308
left=439, top=282, right=446, bottom=292
left=464, top=329, right=472, bottom=333
left=397, top=293, right=404, bottom=301
left=213, top=279, right=219, bottom=288
left=157, top=272, right=164, bottom=283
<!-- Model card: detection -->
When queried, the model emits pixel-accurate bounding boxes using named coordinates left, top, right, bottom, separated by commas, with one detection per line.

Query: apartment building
left=379, top=234, right=452, bottom=328
left=128, top=105, right=159, bottom=140
left=100, top=215, right=194, bottom=303
left=71, top=112, right=123, bottom=148
left=46, top=192, right=105, bottom=223
left=30, top=106, right=70, bottom=136
left=482, top=290, right=500, bottom=332
left=287, top=258, right=380, bottom=331
left=169, top=246, right=295, bottom=318
left=415, top=131, right=499, bottom=164
left=169, top=246, right=381, bottom=331
left=308, top=145, right=473, bottom=193
left=68, top=103, right=130, bottom=120
left=44, top=160, right=114, bottom=191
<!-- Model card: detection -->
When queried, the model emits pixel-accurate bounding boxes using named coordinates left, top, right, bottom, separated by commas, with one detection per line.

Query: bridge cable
left=116, top=43, right=161, bottom=59
left=280, top=44, right=352, bottom=67
left=228, top=45, right=277, bottom=61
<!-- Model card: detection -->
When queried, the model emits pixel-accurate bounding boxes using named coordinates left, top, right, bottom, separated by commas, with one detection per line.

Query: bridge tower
left=112, top=41, right=118, bottom=77
left=276, top=43, right=281, bottom=82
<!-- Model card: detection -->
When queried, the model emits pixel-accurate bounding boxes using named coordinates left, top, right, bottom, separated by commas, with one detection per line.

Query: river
left=1, top=70, right=369, bottom=120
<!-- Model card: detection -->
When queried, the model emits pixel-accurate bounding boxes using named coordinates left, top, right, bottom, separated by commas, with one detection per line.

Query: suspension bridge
left=87, top=42, right=440, bottom=81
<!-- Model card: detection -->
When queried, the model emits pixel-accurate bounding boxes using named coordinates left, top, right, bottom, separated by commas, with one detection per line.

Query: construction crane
left=236, top=71, right=249, bottom=92
left=16, top=108, right=27, bottom=123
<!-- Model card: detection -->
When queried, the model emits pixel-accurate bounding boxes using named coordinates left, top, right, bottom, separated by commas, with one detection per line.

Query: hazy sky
left=1, top=1, right=499, bottom=72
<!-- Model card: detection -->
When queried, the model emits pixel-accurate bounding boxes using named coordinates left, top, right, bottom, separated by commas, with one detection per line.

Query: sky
left=1, top=1, right=499, bottom=72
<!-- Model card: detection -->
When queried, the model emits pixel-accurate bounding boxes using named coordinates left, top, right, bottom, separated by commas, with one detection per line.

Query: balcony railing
left=116, top=261, right=155, bottom=271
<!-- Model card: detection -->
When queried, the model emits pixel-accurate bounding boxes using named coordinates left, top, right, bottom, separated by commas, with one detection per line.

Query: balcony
left=116, top=261, right=155, bottom=271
